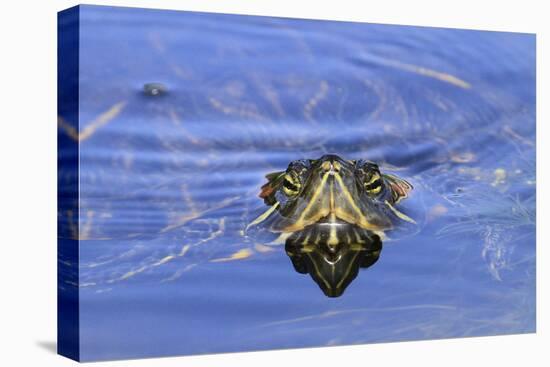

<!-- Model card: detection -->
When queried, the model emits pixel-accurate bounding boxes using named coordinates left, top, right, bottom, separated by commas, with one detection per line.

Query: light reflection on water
left=59, top=5, right=535, bottom=361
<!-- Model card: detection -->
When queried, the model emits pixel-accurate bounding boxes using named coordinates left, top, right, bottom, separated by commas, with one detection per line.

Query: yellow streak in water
left=259, top=304, right=458, bottom=328
left=269, top=232, right=292, bottom=245
left=57, top=117, right=79, bottom=141
left=210, top=248, right=253, bottom=263
left=79, top=210, right=95, bottom=240
left=375, top=58, right=471, bottom=89
left=105, top=220, right=225, bottom=284
left=58, top=101, right=127, bottom=142
left=180, top=184, right=198, bottom=217
left=169, top=108, right=202, bottom=145
left=245, top=202, right=280, bottom=231
left=161, top=196, right=238, bottom=233
left=209, top=97, right=266, bottom=121
left=254, top=244, right=275, bottom=253
left=385, top=200, right=416, bottom=224
left=79, top=101, right=127, bottom=141
left=153, top=255, right=175, bottom=266
left=304, top=80, right=329, bottom=121
left=503, top=125, right=535, bottom=147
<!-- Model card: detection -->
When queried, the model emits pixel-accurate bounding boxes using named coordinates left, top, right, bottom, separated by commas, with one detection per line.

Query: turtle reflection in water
left=246, top=154, right=414, bottom=297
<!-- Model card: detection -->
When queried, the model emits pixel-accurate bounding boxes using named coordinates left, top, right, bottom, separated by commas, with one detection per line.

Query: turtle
left=245, top=154, right=414, bottom=297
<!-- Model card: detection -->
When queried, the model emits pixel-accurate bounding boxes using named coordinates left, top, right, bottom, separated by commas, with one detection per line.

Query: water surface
left=59, top=5, right=535, bottom=361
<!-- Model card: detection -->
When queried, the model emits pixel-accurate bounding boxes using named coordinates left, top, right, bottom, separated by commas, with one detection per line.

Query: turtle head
left=255, top=154, right=413, bottom=233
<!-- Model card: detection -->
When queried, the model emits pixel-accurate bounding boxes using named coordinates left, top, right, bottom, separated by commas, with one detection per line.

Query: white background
left=0, top=0, right=547, bottom=366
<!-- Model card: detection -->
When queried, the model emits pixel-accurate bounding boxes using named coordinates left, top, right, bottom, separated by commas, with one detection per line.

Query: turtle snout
left=320, top=159, right=342, bottom=174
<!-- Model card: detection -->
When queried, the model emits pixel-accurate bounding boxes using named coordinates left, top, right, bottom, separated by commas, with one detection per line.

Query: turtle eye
left=364, top=172, right=382, bottom=195
left=282, top=172, right=301, bottom=197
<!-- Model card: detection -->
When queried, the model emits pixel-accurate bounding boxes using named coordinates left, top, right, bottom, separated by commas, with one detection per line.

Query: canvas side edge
left=57, top=5, right=81, bottom=362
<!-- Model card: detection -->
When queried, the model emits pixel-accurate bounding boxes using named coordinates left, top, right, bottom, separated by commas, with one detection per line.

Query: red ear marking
left=259, top=183, right=274, bottom=199
left=259, top=171, right=284, bottom=199
left=392, top=182, right=409, bottom=197
left=383, top=174, right=413, bottom=203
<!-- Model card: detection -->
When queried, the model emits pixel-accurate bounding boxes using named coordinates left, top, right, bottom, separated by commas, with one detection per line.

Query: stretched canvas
left=57, top=5, right=536, bottom=362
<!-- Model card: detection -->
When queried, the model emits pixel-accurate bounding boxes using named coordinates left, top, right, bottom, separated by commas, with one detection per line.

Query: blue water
left=60, top=5, right=535, bottom=361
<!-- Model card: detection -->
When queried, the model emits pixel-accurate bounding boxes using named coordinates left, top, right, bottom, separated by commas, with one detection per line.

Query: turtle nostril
left=321, top=160, right=342, bottom=173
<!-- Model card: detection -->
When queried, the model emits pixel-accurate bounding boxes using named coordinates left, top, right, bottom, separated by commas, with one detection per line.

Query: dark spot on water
left=143, top=82, right=167, bottom=96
